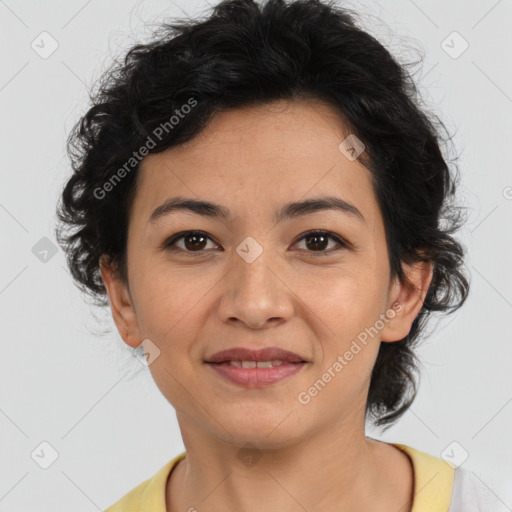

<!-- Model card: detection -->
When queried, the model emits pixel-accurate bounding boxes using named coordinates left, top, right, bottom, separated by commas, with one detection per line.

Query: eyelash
left=162, top=230, right=348, bottom=257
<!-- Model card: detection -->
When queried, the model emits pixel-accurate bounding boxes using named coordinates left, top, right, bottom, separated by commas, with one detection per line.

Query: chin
left=217, top=414, right=307, bottom=450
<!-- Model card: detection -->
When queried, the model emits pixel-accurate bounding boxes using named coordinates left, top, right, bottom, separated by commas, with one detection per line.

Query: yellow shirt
left=104, top=443, right=455, bottom=511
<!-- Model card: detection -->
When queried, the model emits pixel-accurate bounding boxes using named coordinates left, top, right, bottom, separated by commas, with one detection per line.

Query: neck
left=166, top=416, right=414, bottom=512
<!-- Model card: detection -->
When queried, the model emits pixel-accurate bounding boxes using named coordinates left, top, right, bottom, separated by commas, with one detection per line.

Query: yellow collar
left=393, top=443, right=454, bottom=512
left=105, top=444, right=454, bottom=512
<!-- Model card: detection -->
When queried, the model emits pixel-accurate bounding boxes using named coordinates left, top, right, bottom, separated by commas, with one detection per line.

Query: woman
left=55, top=0, right=504, bottom=510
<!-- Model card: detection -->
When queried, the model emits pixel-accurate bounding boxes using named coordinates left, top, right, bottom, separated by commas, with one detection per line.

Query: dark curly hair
left=55, top=0, right=470, bottom=429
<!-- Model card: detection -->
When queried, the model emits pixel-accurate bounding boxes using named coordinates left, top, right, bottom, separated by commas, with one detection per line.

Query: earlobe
left=99, top=256, right=142, bottom=348
left=380, top=260, right=433, bottom=343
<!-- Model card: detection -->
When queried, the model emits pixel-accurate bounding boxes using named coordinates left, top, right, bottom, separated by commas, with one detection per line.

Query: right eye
left=162, top=230, right=220, bottom=254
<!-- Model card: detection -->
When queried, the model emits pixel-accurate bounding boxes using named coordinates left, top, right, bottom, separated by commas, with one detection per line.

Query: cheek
left=302, top=267, right=387, bottom=366
left=302, top=276, right=384, bottom=402
left=130, top=260, right=214, bottom=337
left=302, top=263, right=384, bottom=323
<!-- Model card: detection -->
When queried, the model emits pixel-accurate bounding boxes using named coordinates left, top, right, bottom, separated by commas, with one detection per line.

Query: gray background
left=1, top=0, right=511, bottom=510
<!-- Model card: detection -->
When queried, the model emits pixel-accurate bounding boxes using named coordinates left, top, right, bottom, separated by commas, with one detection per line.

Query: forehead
left=130, top=99, right=378, bottom=227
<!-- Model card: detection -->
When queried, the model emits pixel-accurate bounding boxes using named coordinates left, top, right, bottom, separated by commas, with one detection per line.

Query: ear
left=99, top=255, right=142, bottom=348
left=380, top=260, right=433, bottom=342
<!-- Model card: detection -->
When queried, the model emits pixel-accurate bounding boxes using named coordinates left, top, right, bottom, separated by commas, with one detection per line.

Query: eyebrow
left=148, top=195, right=365, bottom=225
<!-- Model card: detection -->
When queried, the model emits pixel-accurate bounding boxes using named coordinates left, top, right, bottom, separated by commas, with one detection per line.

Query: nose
left=216, top=245, right=295, bottom=329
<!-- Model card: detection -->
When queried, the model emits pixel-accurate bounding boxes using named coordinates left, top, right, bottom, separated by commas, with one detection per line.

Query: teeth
left=229, top=360, right=284, bottom=368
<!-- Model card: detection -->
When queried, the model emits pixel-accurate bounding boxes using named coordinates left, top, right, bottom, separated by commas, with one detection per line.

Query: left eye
left=163, top=230, right=346, bottom=255
left=293, top=230, right=346, bottom=254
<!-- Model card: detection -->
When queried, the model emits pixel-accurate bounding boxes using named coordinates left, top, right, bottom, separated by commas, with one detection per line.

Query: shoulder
left=391, top=442, right=509, bottom=512
left=103, top=452, right=187, bottom=512
left=391, top=443, right=454, bottom=511
left=448, top=467, right=510, bottom=512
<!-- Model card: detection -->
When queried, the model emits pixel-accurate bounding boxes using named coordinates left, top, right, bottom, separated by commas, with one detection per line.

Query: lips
left=204, top=346, right=308, bottom=364
left=207, top=361, right=307, bottom=387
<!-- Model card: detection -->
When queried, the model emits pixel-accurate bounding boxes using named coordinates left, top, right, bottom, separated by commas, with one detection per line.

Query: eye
left=163, top=231, right=219, bottom=254
left=293, top=230, right=347, bottom=255
left=162, top=230, right=347, bottom=256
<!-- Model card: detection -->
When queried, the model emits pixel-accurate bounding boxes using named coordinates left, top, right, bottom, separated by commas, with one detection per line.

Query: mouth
left=206, top=360, right=307, bottom=367
left=204, top=360, right=308, bottom=388
left=204, top=346, right=309, bottom=365
left=203, top=346, right=310, bottom=388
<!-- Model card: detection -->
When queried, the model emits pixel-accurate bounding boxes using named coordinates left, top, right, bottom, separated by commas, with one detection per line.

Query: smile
left=205, top=361, right=307, bottom=388
left=218, top=360, right=286, bottom=368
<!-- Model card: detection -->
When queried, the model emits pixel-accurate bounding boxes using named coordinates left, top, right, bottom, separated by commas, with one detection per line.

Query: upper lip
left=205, top=347, right=308, bottom=363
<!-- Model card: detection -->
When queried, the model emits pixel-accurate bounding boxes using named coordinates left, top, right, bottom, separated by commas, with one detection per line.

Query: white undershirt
left=447, top=467, right=510, bottom=511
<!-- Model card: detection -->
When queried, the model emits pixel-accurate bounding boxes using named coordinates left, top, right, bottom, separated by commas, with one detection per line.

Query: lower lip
left=205, top=362, right=307, bottom=388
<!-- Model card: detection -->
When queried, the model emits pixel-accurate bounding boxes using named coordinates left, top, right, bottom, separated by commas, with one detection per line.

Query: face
left=101, top=98, right=431, bottom=449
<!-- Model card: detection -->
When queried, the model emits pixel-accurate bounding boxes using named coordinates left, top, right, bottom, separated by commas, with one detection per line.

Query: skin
left=101, top=98, right=433, bottom=512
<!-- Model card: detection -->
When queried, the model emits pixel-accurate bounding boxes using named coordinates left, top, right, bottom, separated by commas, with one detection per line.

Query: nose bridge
left=233, top=237, right=279, bottom=302
left=218, top=237, right=292, bottom=326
